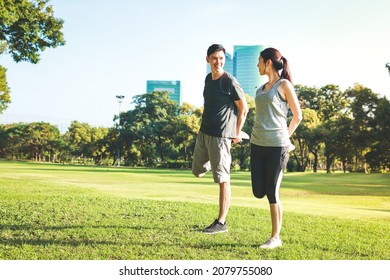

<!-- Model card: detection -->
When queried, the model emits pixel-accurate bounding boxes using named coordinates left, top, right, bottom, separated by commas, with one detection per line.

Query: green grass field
left=0, top=160, right=389, bottom=260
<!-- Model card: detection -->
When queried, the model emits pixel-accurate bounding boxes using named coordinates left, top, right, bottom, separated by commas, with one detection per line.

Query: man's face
left=207, top=50, right=225, bottom=73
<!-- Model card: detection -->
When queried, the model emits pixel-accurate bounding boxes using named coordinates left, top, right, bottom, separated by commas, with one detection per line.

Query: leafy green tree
left=346, top=84, right=379, bottom=171
left=23, top=122, right=61, bottom=161
left=0, top=0, right=65, bottom=63
left=321, top=119, right=338, bottom=173
left=100, top=126, right=119, bottom=165
left=364, top=96, right=390, bottom=172
left=295, top=84, right=352, bottom=173
left=291, top=108, right=321, bottom=172
left=179, top=102, right=202, bottom=116
left=63, top=121, right=109, bottom=164
left=0, top=122, right=61, bottom=161
left=171, top=103, right=201, bottom=163
left=52, top=135, right=70, bottom=163
left=317, top=84, right=349, bottom=121
left=90, top=126, right=110, bottom=164
left=63, top=121, right=91, bottom=158
left=0, top=123, right=27, bottom=159
left=291, top=86, right=321, bottom=171
left=316, top=85, right=350, bottom=172
left=0, top=124, right=6, bottom=156
left=0, top=65, right=11, bottom=114
left=117, top=110, right=141, bottom=166
left=121, top=91, right=179, bottom=165
left=303, top=109, right=323, bottom=172
left=332, top=116, right=355, bottom=172
left=295, top=85, right=320, bottom=111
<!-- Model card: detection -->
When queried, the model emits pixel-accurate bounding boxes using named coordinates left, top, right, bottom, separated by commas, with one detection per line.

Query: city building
left=233, top=45, right=267, bottom=98
left=224, top=52, right=234, bottom=74
left=146, top=80, right=182, bottom=106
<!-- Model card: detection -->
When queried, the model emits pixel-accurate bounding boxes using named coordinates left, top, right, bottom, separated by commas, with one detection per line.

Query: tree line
left=0, top=84, right=389, bottom=173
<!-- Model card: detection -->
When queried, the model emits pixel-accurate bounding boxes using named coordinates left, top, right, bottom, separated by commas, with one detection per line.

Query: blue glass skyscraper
left=224, top=52, right=234, bottom=74
left=233, top=45, right=267, bottom=98
left=146, top=80, right=182, bottom=106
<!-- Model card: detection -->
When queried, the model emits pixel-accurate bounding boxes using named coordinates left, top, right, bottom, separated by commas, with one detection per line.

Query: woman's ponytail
left=280, top=56, right=292, bottom=83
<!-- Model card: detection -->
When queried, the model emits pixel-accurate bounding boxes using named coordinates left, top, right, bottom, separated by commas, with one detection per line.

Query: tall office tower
left=233, top=45, right=267, bottom=98
left=146, top=80, right=182, bottom=106
left=224, top=52, right=234, bottom=74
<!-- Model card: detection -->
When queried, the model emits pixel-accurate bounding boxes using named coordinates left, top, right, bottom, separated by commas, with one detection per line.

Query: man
left=192, top=44, right=248, bottom=234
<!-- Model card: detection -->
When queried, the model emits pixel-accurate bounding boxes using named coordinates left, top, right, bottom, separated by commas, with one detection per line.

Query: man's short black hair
left=207, top=44, right=226, bottom=56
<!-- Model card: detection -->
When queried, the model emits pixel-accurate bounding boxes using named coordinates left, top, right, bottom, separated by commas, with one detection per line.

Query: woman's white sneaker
left=259, top=237, right=282, bottom=249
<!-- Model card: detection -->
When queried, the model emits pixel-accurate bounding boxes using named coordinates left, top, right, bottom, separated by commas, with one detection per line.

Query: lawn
left=0, top=160, right=389, bottom=260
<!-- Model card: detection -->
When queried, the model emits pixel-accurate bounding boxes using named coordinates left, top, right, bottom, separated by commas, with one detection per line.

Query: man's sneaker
left=202, top=219, right=228, bottom=234
left=259, top=237, right=282, bottom=249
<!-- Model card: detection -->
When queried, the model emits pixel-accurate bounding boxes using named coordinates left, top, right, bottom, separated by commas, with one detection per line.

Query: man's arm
left=233, top=95, right=249, bottom=144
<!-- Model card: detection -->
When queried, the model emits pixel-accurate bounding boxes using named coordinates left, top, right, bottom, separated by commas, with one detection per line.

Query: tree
left=63, top=121, right=110, bottom=164
left=121, top=91, right=179, bottom=166
left=118, top=110, right=142, bottom=166
left=291, top=108, right=322, bottom=172
left=89, top=126, right=110, bottom=164
left=317, top=85, right=350, bottom=172
left=102, top=126, right=122, bottom=165
left=23, top=122, right=61, bottom=161
left=317, top=84, right=349, bottom=121
left=365, top=96, right=390, bottom=172
left=0, top=0, right=65, bottom=63
left=292, top=85, right=321, bottom=171
left=0, top=65, right=11, bottom=114
left=0, top=122, right=61, bottom=161
left=332, top=116, right=355, bottom=172
left=64, top=121, right=95, bottom=161
left=0, top=123, right=26, bottom=159
left=346, top=84, right=379, bottom=172
left=321, top=119, right=338, bottom=173
left=172, top=103, right=202, bottom=163
left=295, top=85, right=320, bottom=111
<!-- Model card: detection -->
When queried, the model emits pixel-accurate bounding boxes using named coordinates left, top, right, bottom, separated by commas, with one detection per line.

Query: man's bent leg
left=192, top=132, right=211, bottom=177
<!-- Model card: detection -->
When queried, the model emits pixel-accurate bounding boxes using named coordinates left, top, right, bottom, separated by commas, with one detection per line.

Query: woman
left=250, top=48, right=302, bottom=249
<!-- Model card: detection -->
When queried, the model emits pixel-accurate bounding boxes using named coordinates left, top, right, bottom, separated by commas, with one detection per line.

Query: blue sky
left=0, top=0, right=389, bottom=131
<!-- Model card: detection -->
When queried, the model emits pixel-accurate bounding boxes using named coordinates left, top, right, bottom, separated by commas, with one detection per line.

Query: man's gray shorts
left=192, top=131, right=232, bottom=183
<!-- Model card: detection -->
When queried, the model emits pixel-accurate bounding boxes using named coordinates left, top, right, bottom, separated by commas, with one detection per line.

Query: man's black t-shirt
left=200, top=72, right=245, bottom=138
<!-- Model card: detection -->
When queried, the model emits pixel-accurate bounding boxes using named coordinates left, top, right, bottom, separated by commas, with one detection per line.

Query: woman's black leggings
left=250, top=144, right=289, bottom=204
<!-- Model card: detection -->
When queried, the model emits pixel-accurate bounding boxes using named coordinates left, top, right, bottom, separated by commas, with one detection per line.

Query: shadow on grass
left=0, top=223, right=159, bottom=247
left=0, top=223, right=256, bottom=255
left=0, top=224, right=154, bottom=231
left=1, top=237, right=120, bottom=247
left=16, top=166, right=192, bottom=175
left=361, top=208, right=390, bottom=213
